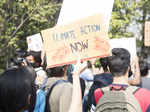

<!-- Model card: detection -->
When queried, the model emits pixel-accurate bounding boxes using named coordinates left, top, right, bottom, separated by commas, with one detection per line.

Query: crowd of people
left=0, top=48, right=150, bottom=112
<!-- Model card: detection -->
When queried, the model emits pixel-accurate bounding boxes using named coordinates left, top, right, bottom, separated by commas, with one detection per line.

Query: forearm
left=68, top=75, right=82, bottom=112
left=129, top=57, right=141, bottom=85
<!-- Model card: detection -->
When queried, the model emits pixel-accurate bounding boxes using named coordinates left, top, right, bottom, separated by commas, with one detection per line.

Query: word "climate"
left=52, top=30, right=76, bottom=41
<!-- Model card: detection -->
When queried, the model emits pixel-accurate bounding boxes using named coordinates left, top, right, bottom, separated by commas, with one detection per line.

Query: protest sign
left=145, top=21, right=150, bottom=46
left=26, top=33, right=43, bottom=51
left=42, top=14, right=110, bottom=68
left=110, top=37, right=137, bottom=62
left=57, top=0, right=114, bottom=29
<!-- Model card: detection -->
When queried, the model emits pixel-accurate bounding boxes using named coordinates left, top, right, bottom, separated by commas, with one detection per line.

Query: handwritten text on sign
left=41, top=14, right=110, bottom=68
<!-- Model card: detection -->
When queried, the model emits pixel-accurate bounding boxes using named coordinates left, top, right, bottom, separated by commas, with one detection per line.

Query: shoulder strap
left=125, top=86, right=140, bottom=94
left=45, top=80, right=69, bottom=112
left=101, top=86, right=110, bottom=92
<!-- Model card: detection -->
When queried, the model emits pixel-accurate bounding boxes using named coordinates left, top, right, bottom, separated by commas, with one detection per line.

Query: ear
left=126, top=66, right=130, bottom=76
left=27, top=94, right=31, bottom=105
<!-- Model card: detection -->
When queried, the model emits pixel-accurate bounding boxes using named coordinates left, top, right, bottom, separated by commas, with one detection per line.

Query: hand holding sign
left=72, top=55, right=87, bottom=76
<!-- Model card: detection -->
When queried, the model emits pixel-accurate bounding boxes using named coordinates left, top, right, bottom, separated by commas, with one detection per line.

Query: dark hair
left=46, top=66, right=67, bottom=77
left=108, top=48, right=130, bottom=77
left=99, top=57, right=109, bottom=72
left=10, top=50, right=28, bottom=67
left=26, top=51, right=42, bottom=67
left=0, top=66, right=36, bottom=112
left=139, top=61, right=149, bottom=77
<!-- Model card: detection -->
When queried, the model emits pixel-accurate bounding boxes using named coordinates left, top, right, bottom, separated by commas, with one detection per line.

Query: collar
left=34, top=67, right=43, bottom=72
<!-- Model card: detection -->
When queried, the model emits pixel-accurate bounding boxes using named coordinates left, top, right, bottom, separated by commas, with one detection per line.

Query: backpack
left=95, top=86, right=142, bottom=112
left=85, top=73, right=113, bottom=112
left=45, top=80, right=69, bottom=112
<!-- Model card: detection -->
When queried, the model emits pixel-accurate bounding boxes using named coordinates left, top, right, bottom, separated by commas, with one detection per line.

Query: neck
left=113, top=75, right=129, bottom=85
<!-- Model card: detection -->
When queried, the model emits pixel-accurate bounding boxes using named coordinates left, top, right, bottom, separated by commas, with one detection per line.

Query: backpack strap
left=45, top=80, right=69, bottom=112
left=125, top=86, right=140, bottom=94
left=101, top=86, right=110, bottom=92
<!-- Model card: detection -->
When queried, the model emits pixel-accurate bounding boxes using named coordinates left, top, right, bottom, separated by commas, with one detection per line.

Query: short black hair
left=108, top=48, right=131, bottom=77
left=46, top=65, right=67, bottom=77
left=99, top=57, right=109, bottom=72
left=0, top=66, right=36, bottom=112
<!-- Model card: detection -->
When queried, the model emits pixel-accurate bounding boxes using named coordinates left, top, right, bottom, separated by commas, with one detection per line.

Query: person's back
left=0, top=66, right=37, bottom=112
left=45, top=66, right=73, bottom=112
left=94, top=48, right=150, bottom=112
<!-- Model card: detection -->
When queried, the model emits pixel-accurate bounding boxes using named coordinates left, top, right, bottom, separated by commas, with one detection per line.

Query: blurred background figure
left=139, top=61, right=150, bottom=90
left=25, top=51, right=47, bottom=89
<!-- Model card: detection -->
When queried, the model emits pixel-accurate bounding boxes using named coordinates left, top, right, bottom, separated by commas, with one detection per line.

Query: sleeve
left=134, top=88, right=150, bottom=112
left=59, top=84, right=73, bottom=112
left=94, top=88, right=103, bottom=105
left=34, top=90, right=46, bottom=112
left=39, top=90, right=46, bottom=112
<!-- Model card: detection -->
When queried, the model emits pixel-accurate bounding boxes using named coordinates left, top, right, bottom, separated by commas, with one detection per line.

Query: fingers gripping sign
left=72, top=56, right=87, bottom=76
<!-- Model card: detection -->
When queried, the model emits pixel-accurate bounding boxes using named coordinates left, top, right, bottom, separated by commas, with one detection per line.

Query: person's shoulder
left=47, top=77, right=72, bottom=89
left=94, top=73, right=112, bottom=79
left=58, top=80, right=72, bottom=89
left=134, top=87, right=150, bottom=102
left=94, top=88, right=104, bottom=104
left=136, top=87, right=150, bottom=94
left=93, top=73, right=113, bottom=84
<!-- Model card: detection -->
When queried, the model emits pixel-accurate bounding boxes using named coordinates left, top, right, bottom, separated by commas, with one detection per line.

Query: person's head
left=99, top=57, right=109, bottom=72
left=139, top=61, right=149, bottom=77
left=0, top=66, right=36, bottom=112
left=108, top=48, right=131, bottom=77
left=26, top=51, right=42, bottom=68
left=46, top=65, right=67, bottom=77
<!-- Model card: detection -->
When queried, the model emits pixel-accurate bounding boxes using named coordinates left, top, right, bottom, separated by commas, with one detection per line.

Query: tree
left=136, top=0, right=150, bottom=58
left=0, top=0, right=62, bottom=72
left=109, top=0, right=150, bottom=61
left=109, top=0, right=138, bottom=39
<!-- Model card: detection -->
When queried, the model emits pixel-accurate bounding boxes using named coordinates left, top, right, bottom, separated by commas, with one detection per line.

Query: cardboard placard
left=41, top=14, right=110, bottom=68
left=145, top=21, right=150, bottom=46
left=26, top=33, right=43, bottom=51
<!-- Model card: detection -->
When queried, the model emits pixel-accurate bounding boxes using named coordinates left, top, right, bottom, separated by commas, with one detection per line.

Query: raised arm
left=68, top=58, right=87, bottom=112
left=128, top=56, right=141, bottom=85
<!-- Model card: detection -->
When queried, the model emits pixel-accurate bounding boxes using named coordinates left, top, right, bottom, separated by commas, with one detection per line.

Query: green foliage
left=109, top=0, right=138, bottom=39
left=0, top=0, right=62, bottom=70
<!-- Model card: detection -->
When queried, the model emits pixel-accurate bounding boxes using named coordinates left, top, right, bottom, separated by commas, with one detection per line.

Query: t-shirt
left=94, top=84, right=150, bottom=112
left=45, top=77, right=72, bottom=112
left=141, top=77, right=150, bottom=90
left=80, top=69, right=94, bottom=81
left=35, top=67, right=47, bottom=87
